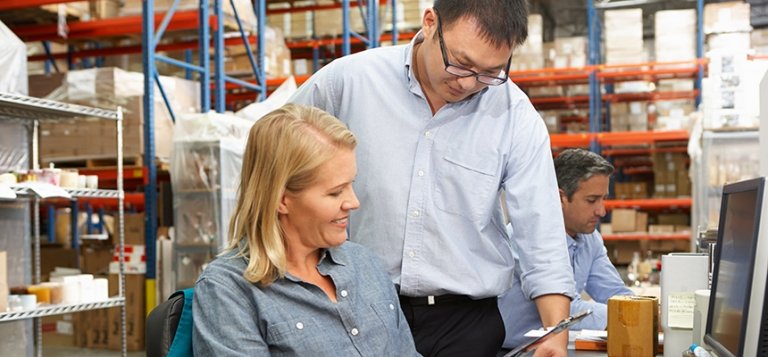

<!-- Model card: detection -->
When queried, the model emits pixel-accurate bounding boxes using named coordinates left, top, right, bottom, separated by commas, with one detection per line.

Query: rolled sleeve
left=503, top=107, right=575, bottom=300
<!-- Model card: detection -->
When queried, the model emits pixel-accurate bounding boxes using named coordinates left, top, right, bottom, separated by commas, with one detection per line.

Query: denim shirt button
left=350, top=328, right=359, bottom=336
left=389, top=304, right=395, bottom=310
left=340, top=290, right=348, bottom=297
left=296, top=322, right=304, bottom=330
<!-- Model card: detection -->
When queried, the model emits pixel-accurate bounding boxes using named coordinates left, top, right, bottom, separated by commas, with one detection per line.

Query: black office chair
left=146, top=288, right=194, bottom=357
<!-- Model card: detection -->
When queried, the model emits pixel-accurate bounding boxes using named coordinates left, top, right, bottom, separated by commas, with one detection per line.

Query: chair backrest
left=146, top=288, right=194, bottom=357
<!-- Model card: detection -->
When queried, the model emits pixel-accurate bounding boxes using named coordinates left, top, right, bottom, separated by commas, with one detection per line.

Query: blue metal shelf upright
left=585, top=0, right=705, bottom=151
left=141, top=0, right=267, bottom=286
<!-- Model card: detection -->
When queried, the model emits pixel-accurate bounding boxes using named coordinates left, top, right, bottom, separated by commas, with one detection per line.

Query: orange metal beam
left=602, top=146, right=688, bottom=156
left=604, top=198, right=692, bottom=210
left=597, top=130, right=689, bottom=146
left=29, top=35, right=253, bottom=61
left=13, top=10, right=216, bottom=42
left=549, top=133, right=593, bottom=148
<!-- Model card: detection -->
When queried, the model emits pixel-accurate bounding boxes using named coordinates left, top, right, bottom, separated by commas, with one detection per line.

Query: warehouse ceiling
left=531, top=0, right=706, bottom=39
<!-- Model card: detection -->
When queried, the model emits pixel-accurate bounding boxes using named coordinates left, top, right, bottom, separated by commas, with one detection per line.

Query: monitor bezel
left=704, top=177, right=766, bottom=357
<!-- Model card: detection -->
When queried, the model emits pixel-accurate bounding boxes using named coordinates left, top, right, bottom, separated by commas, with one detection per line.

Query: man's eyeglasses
left=435, top=9, right=512, bottom=86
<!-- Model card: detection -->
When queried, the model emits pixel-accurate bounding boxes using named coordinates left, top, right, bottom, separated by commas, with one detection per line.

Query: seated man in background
left=499, top=148, right=634, bottom=349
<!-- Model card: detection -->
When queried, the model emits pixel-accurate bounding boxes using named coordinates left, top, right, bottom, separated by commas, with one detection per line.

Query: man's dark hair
left=555, top=148, right=614, bottom=200
left=433, top=0, right=529, bottom=49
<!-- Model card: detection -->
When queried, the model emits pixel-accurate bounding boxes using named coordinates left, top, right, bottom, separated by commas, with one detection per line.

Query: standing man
left=290, top=1, right=575, bottom=355
left=499, top=148, right=635, bottom=349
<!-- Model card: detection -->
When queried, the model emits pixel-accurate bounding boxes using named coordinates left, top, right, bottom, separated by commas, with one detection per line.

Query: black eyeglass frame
left=434, top=9, right=513, bottom=86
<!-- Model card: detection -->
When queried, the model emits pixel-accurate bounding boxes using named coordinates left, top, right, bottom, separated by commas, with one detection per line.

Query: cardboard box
left=658, top=213, right=689, bottom=226
left=635, top=211, right=648, bottom=233
left=40, top=246, right=79, bottom=282
left=648, top=224, right=675, bottom=234
left=80, top=246, right=114, bottom=275
left=78, top=303, right=110, bottom=349
left=108, top=274, right=145, bottom=351
left=611, top=209, right=637, bottom=233
left=124, top=213, right=145, bottom=245
left=608, top=296, right=659, bottom=357
left=704, top=1, right=752, bottom=34
left=42, top=314, right=79, bottom=347
left=605, top=240, right=645, bottom=265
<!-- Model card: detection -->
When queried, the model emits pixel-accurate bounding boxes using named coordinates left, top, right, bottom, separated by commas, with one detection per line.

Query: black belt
left=398, top=294, right=475, bottom=306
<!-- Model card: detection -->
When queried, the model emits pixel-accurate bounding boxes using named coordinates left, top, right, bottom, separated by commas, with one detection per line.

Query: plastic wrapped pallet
left=0, top=20, right=29, bottom=175
left=0, top=203, right=33, bottom=357
left=605, top=9, right=644, bottom=65
left=39, top=67, right=201, bottom=163
left=511, top=14, right=543, bottom=71
left=704, top=1, right=752, bottom=35
left=655, top=9, right=696, bottom=63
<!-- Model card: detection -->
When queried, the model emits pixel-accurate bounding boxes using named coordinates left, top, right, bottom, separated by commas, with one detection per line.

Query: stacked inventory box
left=604, top=9, right=645, bottom=65
left=511, top=14, right=544, bottom=72
left=702, top=2, right=768, bottom=130
left=655, top=9, right=697, bottom=64
left=652, top=152, right=691, bottom=198
left=610, top=102, right=648, bottom=132
left=36, top=68, right=200, bottom=165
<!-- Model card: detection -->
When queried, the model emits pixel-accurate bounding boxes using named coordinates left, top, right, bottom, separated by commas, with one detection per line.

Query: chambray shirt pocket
left=435, top=154, right=497, bottom=221
left=370, top=299, right=400, bottom=329
left=265, top=317, right=327, bottom=354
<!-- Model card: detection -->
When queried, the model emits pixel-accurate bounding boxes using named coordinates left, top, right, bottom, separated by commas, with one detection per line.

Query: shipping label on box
left=608, top=296, right=659, bottom=357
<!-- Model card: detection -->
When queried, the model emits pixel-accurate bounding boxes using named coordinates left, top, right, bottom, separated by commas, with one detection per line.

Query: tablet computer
left=502, top=309, right=592, bottom=357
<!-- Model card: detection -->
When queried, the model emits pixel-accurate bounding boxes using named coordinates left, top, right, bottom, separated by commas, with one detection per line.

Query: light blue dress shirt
left=289, top=33, right=574, bottom=299
left=499, top=230, right=635, bottom=348
left=193, top=242, right=419, bottom=356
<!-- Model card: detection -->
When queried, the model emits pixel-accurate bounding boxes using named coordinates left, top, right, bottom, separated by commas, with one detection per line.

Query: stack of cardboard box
left=652, top=152, right=691, bottom=198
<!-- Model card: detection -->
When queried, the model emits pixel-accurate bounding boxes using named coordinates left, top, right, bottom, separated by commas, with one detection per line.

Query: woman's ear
left=278, top=193, right=289, bottom=214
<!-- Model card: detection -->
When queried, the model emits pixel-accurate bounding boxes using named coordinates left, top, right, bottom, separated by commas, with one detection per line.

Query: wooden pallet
left=43, top=156, right=143, bottom=169
left=0, top=5, right=84, bottom=27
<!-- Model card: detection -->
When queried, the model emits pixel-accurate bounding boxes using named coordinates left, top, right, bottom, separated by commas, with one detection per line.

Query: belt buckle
left=427, top=296, right=435, bottom=305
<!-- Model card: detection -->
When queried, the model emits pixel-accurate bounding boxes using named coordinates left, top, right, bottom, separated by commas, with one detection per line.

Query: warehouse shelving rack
left=4, top=0, right=395, bottom=306
left=0, top=92, right=128, bottom=356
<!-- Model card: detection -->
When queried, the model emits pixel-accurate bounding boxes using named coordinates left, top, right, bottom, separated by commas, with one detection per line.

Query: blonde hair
left=226, top=104, right=357, bottom=285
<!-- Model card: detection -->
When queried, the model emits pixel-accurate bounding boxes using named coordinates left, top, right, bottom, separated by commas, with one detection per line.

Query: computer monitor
left=704, top=177, right=768, bottom=357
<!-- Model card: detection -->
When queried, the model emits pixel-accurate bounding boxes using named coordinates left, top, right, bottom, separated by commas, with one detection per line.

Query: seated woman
left=193, top=104, right=418, bottom=356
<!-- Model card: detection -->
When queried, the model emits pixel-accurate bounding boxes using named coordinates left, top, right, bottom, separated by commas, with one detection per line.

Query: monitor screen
left=705, top=177, right=765, bottom=357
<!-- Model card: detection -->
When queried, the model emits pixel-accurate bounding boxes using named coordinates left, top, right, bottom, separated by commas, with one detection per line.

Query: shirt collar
left=321, top=245, right=349, bottom=267
left=403, top=31, right=424, bottom=92
left=566, top=233, right=581, bottom=251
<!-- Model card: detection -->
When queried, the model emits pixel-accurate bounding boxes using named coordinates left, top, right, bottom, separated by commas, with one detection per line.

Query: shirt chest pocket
left=435, top=153, right=499, bottom=221
left=265, top=318, right=337, bottom=355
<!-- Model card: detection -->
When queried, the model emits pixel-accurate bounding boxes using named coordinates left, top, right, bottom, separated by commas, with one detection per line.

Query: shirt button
left=412, top=209, right=420, bottom=217
left=296, top=322, right=304, bottom=330
left=417, top=170, right=424, bottom=177
left=351, top=328, right=359, bottom=336
left=424, top=131, right=432, bottom=137
left=340, top=290, right=348, bottom=297
left=408, top=251, right=415, bottom=258
left=389, top=304, right=395, bottom=310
